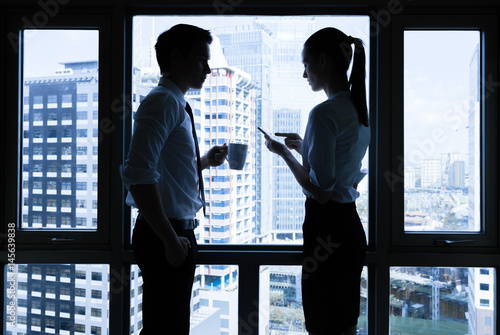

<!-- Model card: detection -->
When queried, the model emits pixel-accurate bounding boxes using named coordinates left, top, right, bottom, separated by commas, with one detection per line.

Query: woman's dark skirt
left=302, top=197, right=367, bottom=335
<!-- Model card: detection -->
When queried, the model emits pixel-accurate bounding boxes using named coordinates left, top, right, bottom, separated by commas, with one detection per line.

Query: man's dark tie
left=185, top=103, right=206, bottom=216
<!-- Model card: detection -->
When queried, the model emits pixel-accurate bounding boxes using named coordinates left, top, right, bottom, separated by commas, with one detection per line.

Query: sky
left=404, top=31, right=479, bottom=168
left=23, top=29, right=99, bottom=77
left=22, top=17, right=480, bottom=171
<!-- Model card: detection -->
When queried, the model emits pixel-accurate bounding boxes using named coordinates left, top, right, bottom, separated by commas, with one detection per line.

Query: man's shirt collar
left=159, top=76, right=186, bottom=106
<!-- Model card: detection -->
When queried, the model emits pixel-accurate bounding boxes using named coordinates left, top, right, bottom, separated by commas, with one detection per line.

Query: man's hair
left=155, top=24, right=213, bottom=73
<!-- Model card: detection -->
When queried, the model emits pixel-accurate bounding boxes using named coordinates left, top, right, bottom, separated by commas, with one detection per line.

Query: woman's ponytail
left=348, top=37, right=369, bottom=127
left=304, top=29, right=369, bottom=127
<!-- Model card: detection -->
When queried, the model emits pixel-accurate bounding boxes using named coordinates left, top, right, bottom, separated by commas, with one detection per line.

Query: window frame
left=390, top=14, right=499, bottom=249
left=3, top=13, right=113, bottom=246
left=0, top=3, right=499, bottom=335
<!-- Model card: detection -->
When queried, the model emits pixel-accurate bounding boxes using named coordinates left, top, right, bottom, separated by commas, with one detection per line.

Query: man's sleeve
left=120, top=93, right=178, bottom=190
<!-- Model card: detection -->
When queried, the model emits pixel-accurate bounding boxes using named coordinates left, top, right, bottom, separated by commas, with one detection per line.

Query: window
left=481, top=283, right=490, bottom=291
left=48, top=94, right=58, bottom=106
left=92, top=290, right=102, bottom=299
left=91, top=326, right=102, bottom=335
left=78, top=129, right=88, bottom=138
left=18, top=27, right=101, bottom=235
left=62, top=94, right=72, bottom=106
left=3, top=7, right=500, bottom=335
left=76, top=270, right=86, bottom=279
left=390, top=15, right=499, bottom=248
left=92, top=308, right=102, bottom=317
left=481, top=269, right=490, bottom=275
left=75, top=324, right=85, bottom=332
left=77, top=93, right=88, bottom=103
left=77, top=111, right=88, bottom=120
left=132, top=15, right=369, bottom=246
left=403, top=30, right=480, bottom=233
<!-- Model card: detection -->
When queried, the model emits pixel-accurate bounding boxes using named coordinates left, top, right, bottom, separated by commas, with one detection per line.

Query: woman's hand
left=275, top=132, right=302, bottom=155
left=264, top=134, right=288, bottom=156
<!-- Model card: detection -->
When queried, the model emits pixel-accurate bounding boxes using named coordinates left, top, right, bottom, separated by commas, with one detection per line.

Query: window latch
left=435, top=239, right=474, bottom=246
left=50, top=237, right=76, bottom=244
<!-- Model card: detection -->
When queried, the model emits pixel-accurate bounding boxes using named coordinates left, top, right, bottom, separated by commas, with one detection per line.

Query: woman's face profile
left=301, top=46, right=324, bottom=92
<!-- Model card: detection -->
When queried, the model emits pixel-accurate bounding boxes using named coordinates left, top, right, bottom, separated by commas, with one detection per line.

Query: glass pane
left=131, top=16, right=369, bottom=244
left=130, top=264, right=239, bottom=335
left=21, top=29, right=99, bottom=230
left=390, top=267, right=496, bottom=335
left=4, top=264, right=109, bottom=334
left=259, top=266, right=368, bottom=334
left=403, top=31, right=480, bottom=232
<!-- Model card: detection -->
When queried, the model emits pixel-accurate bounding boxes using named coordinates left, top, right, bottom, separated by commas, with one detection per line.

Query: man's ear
left=170, top=48, right=183, bottom=69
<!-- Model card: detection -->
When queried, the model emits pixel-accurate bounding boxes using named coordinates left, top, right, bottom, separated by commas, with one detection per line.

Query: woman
left=265, top=28, right=370, bottom=335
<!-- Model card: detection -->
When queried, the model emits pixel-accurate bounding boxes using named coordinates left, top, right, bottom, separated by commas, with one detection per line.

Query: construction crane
left=432, top=267, right=440, bottom=321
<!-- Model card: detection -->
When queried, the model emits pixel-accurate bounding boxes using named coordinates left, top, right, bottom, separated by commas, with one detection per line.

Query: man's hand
left=275, top=132, right=302, bottom=155
left=202, top=143, right=228, bottom=169
left=164, top=235, right=191, bottom=267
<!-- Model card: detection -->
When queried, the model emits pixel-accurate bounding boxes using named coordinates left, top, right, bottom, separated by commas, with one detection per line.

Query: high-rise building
left=468, top=43, right=481, bottom=232
left=468, top=268, right=495, bottom=335
left=194, top=36, right=257, bottom=245
left=213, top=22, right=274, bottom=243
left=448, top=160, right=465, bottom=188
left=22, top=60, right=99, bottom=230
left=421, top=159, right=441, bottom=188
left=7, top=264, right=109, bottom=335
left=255, top=17, right=319, bottom=243
left=272, top=108, right=304, bottom=240
left=467, top=44, right=493, bottom=335
left=404, top=166, right=416, bottom=189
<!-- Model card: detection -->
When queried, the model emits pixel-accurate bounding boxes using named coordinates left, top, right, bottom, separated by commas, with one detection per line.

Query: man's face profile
left=174, top=40, right=211, bottom=91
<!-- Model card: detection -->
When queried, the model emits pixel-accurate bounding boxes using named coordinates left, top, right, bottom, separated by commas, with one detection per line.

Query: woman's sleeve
left=304, top=108, right=339, bottom=192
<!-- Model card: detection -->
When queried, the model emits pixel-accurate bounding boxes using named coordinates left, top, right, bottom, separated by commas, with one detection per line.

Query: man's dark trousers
left=132, top=215, right=197, bottom=334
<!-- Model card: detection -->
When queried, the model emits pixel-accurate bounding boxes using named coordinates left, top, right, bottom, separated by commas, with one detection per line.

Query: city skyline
left=14, top=13, right=488, bottom=335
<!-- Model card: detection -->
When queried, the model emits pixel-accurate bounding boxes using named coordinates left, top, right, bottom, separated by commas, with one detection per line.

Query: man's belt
left=169, top=218, right=199, bottom=230
left=137, top=213, right=198, bottom=230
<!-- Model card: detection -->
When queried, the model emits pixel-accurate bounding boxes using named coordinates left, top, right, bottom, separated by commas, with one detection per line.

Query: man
left=121, top=24, right=227, bottom=334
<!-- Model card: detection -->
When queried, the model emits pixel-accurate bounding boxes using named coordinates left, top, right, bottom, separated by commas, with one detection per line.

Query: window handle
left=435, top=239, right=474, bottom=246
left=50, top=237, right=76, bottom=244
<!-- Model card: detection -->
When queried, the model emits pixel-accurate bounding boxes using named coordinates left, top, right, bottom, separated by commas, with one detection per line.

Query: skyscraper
left=467, top=44, right=494, bottom=335
left=255, top=17, right=319, bottom=243
left=421, top=159, right=441, bottom=188
left=22, top=60, right=99, bottom=230
left=213, top=22, right=274, bottom=243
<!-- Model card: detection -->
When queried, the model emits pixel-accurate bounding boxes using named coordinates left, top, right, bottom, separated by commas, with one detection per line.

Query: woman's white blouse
left=301, top=91, right=370, bottom=203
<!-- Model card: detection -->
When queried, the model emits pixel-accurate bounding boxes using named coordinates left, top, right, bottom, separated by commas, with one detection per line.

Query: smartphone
left=257, top=126, right=273, bottom=137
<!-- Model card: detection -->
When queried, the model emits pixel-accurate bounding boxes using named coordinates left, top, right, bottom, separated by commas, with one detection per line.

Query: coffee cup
left=227, top=143, right=248, bottom=170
